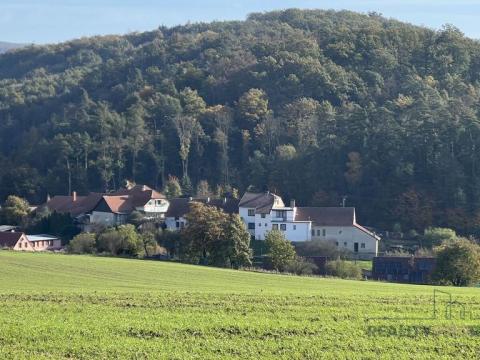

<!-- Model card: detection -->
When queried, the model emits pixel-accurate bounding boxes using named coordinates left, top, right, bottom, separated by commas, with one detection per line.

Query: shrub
left=433, top=238, right=480, bottom=286
left=284, top=257, right=318, bottom=275
left=67, top=233, right=97, bottom=254
left=325, top=259, right=362, bottom=279
left=423, top=227, right=456, bottom=247
left=97, top=225, right=143, bottom=257
left=265, top=230, right=296, bottom=272
left=295, top=239, right=350, bottom=258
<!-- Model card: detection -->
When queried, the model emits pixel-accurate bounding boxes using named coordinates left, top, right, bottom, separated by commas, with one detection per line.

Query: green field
left=0, top=252, right=479, bottom=359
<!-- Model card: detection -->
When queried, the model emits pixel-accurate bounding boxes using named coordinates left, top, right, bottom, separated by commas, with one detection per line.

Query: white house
left=238, top=192, right=312, bottom=242
left=239, top=192, right=380, bottom=258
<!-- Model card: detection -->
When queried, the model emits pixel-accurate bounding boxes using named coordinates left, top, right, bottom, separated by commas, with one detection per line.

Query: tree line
left=2, top=9, right=480, bottom=235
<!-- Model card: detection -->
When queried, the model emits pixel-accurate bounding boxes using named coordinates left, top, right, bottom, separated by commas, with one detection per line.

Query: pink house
left=0, top=232, right=61, bottom=251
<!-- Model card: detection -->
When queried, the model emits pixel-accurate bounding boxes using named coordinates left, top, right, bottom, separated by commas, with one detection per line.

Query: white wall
left=239, top=207, right=256, bottom=237
left=252, top=209, right=311, bottom=242
left=311, top=225, right=378, bottom=256
left=141, top=199, right=169, bottom=218
left=164, top=216, right=186, bottom=231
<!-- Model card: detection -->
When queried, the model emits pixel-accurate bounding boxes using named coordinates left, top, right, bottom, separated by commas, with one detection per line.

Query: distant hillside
left=0, top=41, right=24, bottom=54
left=1, top=9, right=480, bottom=233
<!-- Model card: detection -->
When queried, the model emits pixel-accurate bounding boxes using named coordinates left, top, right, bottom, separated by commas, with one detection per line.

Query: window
left=176, top=221, right=180, bottom=228
left=275, top=210, right=285, bottom=218
left=180, top=222, right=185, bottom=229
left=248, top=223, right=255, bottom=230
left=293, top=225, right=296, bottom=230
left=322, top=229, right=326, bottom=236
left=261, top=213, right=266, bottom=219
left=265, top=223, right=267, bottom=227
left=339, top=230, right=342, bottom=234
left=258, top=223, right=261, bottom=227
left=311, top=229, right=315, bottom=236
left=280, top=224, right=286, bottom=231
left=248, top=209, right=255, bottom=217
left=361, top=243, right=366, bottom=249
left=335, top=241, right=339, bottom=246
left=317, top=230, right=320, bottom=236
left=272, top=224, right=279, bottom=230
left=343, top=242, right=347, bottom=247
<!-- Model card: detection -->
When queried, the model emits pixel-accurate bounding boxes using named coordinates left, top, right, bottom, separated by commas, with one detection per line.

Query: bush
left=325, top=259, right=362, bottom=279
left=97, top=225, right=143, bottom=257
left=423, top=227, right=456, bottom=247
left=265, top=230, right=296, bottom=271
left=433, top=238, right=480, bottom=286
left=294, top=239, right=350, bottom=258
left=284, top=257, right=318, bottom=275
left=67, top=233, right=97, bottom=254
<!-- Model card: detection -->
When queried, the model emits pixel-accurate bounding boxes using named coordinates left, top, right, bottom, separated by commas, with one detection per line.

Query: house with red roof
left=44, top=184, right=168, bottom=229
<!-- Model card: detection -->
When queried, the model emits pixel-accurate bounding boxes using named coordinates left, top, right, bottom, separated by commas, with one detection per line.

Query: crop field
left=0, top=252, right=479, bottom=359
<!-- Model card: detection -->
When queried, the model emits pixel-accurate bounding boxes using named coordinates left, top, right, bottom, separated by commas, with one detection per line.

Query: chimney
left=72, top=191, right=77, bottom=202
left=290, top=199, right=296, bottom=208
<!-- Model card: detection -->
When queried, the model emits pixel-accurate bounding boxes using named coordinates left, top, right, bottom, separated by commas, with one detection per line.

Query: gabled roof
left=45, top=184, right=165, bottom=216
left=239, top=192, right=284, bottom=214
left=0, top=232, right=24, bottom=248
left=100, top=196, right=134, bottom=214
left=295, top=207, right=355, bottom=226
left=165, top=197, right=240, bottom=218
left=45, top=193, right=104, bottom=217
left=112, top=185, right=166, bottom=207
left=27, top=234, right=59, bottom=242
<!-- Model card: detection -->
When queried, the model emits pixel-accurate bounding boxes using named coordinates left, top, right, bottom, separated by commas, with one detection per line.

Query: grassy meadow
left=0, top=251, right=479, bottom=359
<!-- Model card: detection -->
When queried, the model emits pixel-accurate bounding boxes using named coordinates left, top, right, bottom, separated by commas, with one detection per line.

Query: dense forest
left=1, top=9, right=480, bottom=234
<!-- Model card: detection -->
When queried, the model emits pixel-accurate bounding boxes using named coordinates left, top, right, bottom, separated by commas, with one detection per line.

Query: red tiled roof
left=45, top=184, right=165, bottom=216
left=45, top=193, right=103, bottom=217
left=0, top=232, right=24, bottom=248
left=101, top=195, right=135, bottom=214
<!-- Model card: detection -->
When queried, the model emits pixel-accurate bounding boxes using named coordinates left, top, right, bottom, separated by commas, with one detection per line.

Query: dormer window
left=248, top=209, right=255, bottom=217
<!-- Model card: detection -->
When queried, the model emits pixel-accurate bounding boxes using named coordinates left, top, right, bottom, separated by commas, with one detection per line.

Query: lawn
left=0, top=251, right=479, bottom=359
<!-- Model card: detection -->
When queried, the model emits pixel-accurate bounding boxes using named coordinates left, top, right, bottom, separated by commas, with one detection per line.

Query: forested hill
left=1, top=9, right=480, bottom=234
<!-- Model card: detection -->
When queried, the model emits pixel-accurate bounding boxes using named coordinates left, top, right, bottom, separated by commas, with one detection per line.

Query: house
left=27, top=234, right=62, bottom=251
left=0, top=232, right=33, bottom=251
left=0, top=232, right=61, bottom=251
left=238, top=192, right=380, bottom=258
left=295, top=207, right=379, bottom=257
left=372, top=256, right=436, bottom=284
left=238, top=192, right=311, bottom=242
left=164, top=197, right=239, bottom=231
left=44, top=184, right=168, bottom=229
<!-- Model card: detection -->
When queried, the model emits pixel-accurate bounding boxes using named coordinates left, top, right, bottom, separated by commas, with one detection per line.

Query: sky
left=2, top=0, right=480, bottom=44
